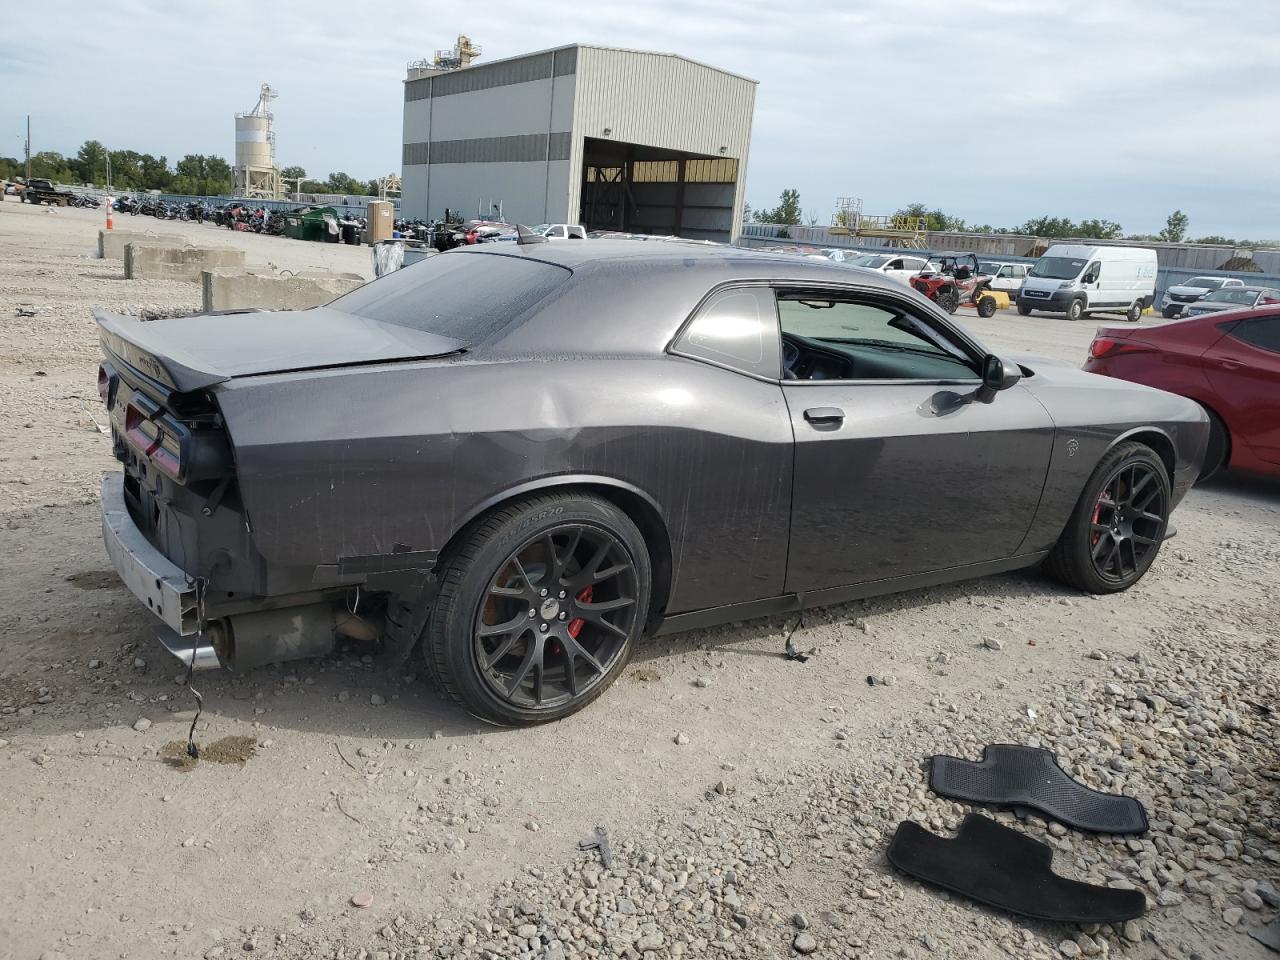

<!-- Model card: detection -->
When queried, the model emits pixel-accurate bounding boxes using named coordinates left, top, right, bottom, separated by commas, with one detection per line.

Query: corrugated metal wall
left=568, top=47, right=756, bottom=240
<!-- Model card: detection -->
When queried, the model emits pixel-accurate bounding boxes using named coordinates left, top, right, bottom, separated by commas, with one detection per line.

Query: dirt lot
left=1, top=197, right=1278, bottom=960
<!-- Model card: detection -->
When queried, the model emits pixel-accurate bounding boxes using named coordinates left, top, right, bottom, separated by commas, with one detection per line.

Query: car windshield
left=1183, top=277, right=1225, bottom=289
left=1203, top=288, right=1260, bottom=304
left=329, top=251, right=571, bottom=343
left=1029, top=256, right=1087, bottom=280
left=852, top=255, right=891, bottom=268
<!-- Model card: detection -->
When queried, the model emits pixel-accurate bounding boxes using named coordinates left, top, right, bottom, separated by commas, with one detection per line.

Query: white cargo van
left=1016, top=244, right=1158, bottom=322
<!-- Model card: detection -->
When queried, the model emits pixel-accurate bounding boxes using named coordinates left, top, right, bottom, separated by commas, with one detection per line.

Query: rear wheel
left=1044, top=442, right=1170, bottom=593
left=936, top=286, right=960, bottom=314
left=423, top=493, right=651, bottom=725
left=1126, top=301, right=1143, bottom=322
left=1067, top=298, right=1086, bottom=322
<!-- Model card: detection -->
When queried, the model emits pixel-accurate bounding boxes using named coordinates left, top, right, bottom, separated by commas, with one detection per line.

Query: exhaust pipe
left=157, top=603, right=383, bottom=673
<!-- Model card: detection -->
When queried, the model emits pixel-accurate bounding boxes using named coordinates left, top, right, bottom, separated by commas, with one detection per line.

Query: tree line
left=0, top=140, right=383, bottom=199
left=749, top=189, right=1271, bottom=247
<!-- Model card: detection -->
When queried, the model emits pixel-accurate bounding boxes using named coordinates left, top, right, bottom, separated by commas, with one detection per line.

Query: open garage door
left=579, top=137, right=738, bottom=243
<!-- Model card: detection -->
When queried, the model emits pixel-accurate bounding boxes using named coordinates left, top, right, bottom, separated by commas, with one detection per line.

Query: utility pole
left=25, top=115, right=31, bottom=180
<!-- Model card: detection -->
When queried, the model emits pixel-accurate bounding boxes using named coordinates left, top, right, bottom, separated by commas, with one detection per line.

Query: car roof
left=453, top=239, right=906, bottom=286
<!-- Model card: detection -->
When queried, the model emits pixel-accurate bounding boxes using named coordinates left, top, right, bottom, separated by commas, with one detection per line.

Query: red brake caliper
left=567, top=585, right=592, bottom=639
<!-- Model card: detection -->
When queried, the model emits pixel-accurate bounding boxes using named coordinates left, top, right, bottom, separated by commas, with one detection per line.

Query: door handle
left=803, top=406, right=845, bottom=425
left=1214, top=358, right=1242, bottom=371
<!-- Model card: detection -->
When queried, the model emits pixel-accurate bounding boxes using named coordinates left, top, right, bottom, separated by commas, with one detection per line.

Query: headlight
left=1058, top=280, right=1073, bottom=289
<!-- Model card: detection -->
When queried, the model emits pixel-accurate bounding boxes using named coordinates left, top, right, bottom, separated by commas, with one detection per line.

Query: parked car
left=19, top=177, right=76, bottom=206
left=1181, top=285, right=1280, bottom=317
left=1160, top=276, right=1245, bottom=318
left=848, top=252, right=932, bottom=284
left=97, top=242, right=1206, bottom=725
left=978, top=261, right=1030, bottom=296
left=1018, top=244, right=1158, bottom=321
left=1085, top=306, right=1280, bottom=478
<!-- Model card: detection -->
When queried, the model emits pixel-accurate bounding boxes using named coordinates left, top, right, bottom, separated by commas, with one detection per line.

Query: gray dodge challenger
left=97, top=239, right=1207, bottom=724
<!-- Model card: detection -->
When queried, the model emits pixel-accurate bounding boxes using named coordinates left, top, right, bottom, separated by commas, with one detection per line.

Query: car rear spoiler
left=95, top=309, right=231, bottom=394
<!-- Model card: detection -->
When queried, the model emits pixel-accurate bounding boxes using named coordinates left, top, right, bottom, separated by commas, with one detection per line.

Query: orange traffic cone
left=106, top=197, right=114, bottom=231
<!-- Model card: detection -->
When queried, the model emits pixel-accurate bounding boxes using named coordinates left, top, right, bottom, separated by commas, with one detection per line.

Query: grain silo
left=234, top=83, right=281, bottom=199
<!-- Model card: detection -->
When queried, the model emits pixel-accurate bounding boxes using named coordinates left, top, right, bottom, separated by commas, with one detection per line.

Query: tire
left=423, top=492, right=651, bottom=725
left=936, top=287, right=960, bottom=314
left=1199, top=408, right=1230, bottom=481
left=1162, top=306, right=1179, bottom=319
left=976, top=295, right=997, bottom=319
left=1016, top=302, right=1033, bottom=317
left=1126, top=301, right=1143, bottom=323
left=1067, top=298, right=1086, bottom=322
left=1044, top=441, right=1170, bottom=594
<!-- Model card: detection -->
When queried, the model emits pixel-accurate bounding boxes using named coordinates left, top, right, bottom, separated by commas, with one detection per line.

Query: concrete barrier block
left=124, top=243, right=246, bottom=281
left=98, top=229, right=184, bottom=259
left=200, top=271, right=364, bottom=312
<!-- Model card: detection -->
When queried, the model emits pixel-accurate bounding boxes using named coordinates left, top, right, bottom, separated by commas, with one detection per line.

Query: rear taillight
left=124, top=402, right=182, bottom=480
left=97, top=364, right=119, bottom=409
left=1089, top=337, right=1149, bottom=359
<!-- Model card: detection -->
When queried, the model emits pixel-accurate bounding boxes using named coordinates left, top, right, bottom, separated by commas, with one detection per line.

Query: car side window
left=1083, top=262, right=1101, bottom=283
left=1231, top=317, right=1280, bottom=354
left=776, top=290, right=978, bottom=382
left=1012, top=265, right=1027, bottom=278
left=673, top=287, right=780, bottom=379
left=886, top=259, right=904, bottom=271
left=998, top=266, right=1014, bottom=278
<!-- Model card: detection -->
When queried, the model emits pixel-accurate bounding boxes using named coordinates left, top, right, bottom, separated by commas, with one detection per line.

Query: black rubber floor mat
left=1252, top=919, right=1280, bottom=953
left=888, top=814, right=1147, bottom=923
left=929, top=744, right=1149, bottom=835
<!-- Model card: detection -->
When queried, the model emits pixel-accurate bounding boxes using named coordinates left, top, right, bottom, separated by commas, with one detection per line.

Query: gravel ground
left=1, top=197, right=1278, bottom=960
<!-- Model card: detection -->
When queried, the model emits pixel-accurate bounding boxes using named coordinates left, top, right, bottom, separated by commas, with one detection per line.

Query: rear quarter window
left=329, top=251, right=570, bottom=344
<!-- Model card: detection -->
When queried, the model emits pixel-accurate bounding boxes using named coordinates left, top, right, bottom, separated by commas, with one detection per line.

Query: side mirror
left=976, top=354, right=1022, bottom=403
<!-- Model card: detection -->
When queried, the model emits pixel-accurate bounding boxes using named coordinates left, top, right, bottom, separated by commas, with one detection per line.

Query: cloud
left=2, top=0, right=1275, bottom=237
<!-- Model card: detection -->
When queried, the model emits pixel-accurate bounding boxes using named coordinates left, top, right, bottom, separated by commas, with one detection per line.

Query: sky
left=3, top=0, right=1277, bottom=239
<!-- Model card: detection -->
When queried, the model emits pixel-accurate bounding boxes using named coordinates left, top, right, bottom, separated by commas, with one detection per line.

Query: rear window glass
left=329, top=251, right=570, bottom=343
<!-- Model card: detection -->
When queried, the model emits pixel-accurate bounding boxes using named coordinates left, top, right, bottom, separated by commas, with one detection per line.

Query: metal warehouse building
left=401, top=44, right=756, bottom=243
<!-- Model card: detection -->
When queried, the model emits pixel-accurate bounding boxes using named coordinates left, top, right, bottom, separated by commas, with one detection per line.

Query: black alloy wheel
left=1044, top=441, right=1170, bottom=593
left=1085, top=462, right=1166, bottom=584
left=474, top=524, right=639, bottom=711
left=422, top=492, right=651, bottom=725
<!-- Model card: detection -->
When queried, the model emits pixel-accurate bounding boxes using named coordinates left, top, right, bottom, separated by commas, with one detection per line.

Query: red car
left=1084, top=306, right=1280, bottom=478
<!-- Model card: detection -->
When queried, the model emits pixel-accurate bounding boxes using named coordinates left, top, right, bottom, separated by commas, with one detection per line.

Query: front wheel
left=936, top=287, right=960, bottom=314
left=1067, top=298, right=1085, bottom=322
left=423, top=493, right=651, bottom=725
left=1162, top=306, right=1180, bottom=319
left=1044, top=442, right=1170, bottom=593
left=1016, top=302, right=1033, bottom=317
left=976, top=295, right=998, bottom=318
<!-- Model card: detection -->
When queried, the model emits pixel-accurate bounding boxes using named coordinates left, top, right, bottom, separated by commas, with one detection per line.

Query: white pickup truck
left=533, top=223, right=587, bottom=240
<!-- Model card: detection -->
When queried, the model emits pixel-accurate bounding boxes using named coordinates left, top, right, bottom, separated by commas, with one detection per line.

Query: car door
left=882, top=257, right=909, bottom=283
left=776, top=284, right=1056, bottom=592
left=992, top=265, right=1019, bottom=293
left=1202, top=314, right=1280, bottom=465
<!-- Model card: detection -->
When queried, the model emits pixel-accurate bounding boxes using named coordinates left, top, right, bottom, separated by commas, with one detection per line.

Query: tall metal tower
left=234, top=83, right=281, bottom=199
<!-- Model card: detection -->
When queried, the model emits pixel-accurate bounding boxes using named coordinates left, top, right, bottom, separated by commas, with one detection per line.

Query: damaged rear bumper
left=101, top=473, right=200, bottom=636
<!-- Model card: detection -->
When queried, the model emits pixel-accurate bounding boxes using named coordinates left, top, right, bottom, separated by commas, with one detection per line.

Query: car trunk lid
left=96, top=307, right=465, bottom=393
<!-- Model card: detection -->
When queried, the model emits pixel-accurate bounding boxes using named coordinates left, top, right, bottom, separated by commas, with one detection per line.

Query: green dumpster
left=282, top=206, right=339, bottom=242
